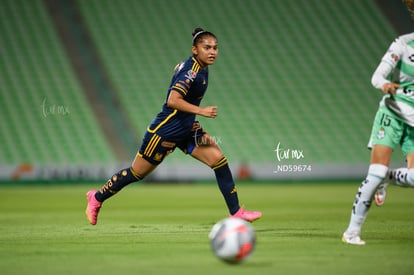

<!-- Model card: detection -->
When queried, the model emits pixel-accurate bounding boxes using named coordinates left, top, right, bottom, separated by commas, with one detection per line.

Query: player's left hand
left=192, top=121, right=201, bottom=131
left=382, top=82, right=401, bottom=95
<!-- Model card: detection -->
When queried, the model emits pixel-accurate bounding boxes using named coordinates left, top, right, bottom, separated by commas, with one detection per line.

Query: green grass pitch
left=0, top=182, right=413, bottom=275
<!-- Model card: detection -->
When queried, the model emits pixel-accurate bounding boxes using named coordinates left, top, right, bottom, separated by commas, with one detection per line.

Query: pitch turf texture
left=1, top=182, right=413, bottom=275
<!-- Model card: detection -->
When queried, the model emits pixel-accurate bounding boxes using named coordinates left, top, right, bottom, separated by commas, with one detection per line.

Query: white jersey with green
left=371, top=32, right=414, bottom=126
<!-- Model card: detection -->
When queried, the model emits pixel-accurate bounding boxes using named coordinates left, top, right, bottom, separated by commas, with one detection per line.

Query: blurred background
left=0, top=0, right=412, bottom=182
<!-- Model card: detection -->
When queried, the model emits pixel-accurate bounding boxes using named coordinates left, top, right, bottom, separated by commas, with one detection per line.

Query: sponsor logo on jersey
left=390, top=52, right=399, bottom=62
left=186, top=69, right=197, bottom=80
left=154, top=153, right=164, bottom=162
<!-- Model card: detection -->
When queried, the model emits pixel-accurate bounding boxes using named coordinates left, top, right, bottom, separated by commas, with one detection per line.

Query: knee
left=131, top=155, right=157, bottom=177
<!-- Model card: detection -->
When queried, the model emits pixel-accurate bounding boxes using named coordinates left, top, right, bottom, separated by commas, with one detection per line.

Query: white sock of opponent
left=345, top=164, right=388, bottom=234
left=388, top=168, right=414, bottom=187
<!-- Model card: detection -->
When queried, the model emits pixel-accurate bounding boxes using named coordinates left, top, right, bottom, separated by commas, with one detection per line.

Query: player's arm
left=371, top=62, right=401, bottom=95
left=371, top=38, right=403, bottom=95
left=167, top=90, right=217, bottom=118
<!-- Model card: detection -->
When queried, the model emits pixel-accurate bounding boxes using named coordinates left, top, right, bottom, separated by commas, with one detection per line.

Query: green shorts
left=369, top=106, right=414, bottom=156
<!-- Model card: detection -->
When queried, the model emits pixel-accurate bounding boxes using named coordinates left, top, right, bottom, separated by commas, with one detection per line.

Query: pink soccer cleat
left=85, top=190, right=102, bottom=225
left=231, top=207, right=262, bottom=222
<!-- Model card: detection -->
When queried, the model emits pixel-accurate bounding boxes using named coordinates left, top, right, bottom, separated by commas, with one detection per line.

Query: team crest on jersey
left=186, top=69, right=197, bottom=80
left=377, top=127, right=385, bottom=139
left=154, top=153, right=164, bottom=162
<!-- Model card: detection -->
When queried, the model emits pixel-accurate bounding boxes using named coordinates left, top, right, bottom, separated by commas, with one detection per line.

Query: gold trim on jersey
left=147, top=109, right=178, bottom=134
left=171, top=85, right=188, bottom=96
left=191, top=57, right=201, bottom=72
left=144, top=134, right=161, bottom=157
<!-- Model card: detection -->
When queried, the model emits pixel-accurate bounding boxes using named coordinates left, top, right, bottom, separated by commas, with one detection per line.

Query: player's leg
left=343, top=107, right=400, bottom=245
left=85, top=155, right=158, bottom=225
left=190, top=134, right=238, bottom=214
left=389, top=125, right=414, bottom=188
left=397, top=152, right=414, bottom=186
left=343, top=145, right=391, bottom=245
left=375, top=166, right=413, bottom=206
left=86, top=131, right=170, bottom=225
left=189, top=133, right=261, bottom=222
left=375, top=125, right=414, bottom=205
left=386, top=165, right=414, bottom=187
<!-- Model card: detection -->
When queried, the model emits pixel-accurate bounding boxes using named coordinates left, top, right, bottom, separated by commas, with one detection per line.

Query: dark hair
left=403, top=0, right=414, bottom=18
left=192, top=27, right=216, bottom=46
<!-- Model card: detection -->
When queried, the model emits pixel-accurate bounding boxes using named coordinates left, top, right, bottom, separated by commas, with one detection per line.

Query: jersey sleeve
left=371, top=37, right=403, bottom=89
left=170, top=61, right=198, bottom=97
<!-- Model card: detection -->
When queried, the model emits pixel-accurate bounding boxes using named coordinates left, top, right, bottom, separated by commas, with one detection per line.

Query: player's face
left=192, top=36, right=218, bottom=67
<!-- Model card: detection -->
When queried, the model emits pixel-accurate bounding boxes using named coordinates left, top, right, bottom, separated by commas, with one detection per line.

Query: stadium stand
left=0, top=0, right=408, bottom=180
left=0, top=0, right=116, bottom=165
left=77, top=0, right=400, bottom=164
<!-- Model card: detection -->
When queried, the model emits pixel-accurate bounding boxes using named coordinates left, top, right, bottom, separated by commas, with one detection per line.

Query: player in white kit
left=342, top=30, right=414, bottom=245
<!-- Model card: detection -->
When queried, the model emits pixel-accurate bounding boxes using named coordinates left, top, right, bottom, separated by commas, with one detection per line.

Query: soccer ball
left=209, top=217, right=256, bottom=263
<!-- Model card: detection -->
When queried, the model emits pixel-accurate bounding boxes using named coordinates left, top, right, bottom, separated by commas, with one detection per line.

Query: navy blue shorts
left=137, top=122, right=206, bottom=165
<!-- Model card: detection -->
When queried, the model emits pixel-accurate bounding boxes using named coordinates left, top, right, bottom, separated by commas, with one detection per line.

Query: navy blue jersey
left=147, top=56, right=209, bottom=138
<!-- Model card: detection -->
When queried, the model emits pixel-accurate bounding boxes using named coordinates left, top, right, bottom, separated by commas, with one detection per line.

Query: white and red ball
left=209, top=217, right=256, bottom=263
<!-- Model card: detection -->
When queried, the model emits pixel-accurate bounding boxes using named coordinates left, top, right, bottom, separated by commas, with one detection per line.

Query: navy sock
left=95, top=167, right=143, bottom=202
left=212, top=157, right=240, bottom=215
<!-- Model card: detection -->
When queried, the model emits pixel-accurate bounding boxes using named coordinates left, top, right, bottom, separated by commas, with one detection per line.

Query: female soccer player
left=85, top=27, right=262, bottom=225
left=373, top=0, right=414, bottom=205
left=342, top=29, right=414, bottom=245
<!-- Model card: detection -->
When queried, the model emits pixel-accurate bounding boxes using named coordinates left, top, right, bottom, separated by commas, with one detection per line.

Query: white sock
left=407, top=169, right=414, bottom=186
left=346, top=164, right=388, bottom=233
left=389, top=168, right=414, bottom=187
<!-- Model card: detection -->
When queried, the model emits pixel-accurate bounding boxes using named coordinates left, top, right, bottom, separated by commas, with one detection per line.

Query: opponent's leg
left=346, top=108, right=399, bottom=242
left=342, top=164, right=388, bottom=245
left=386, top=167, right=414, bottom=187
left=375, top=151, right=414, bottom=205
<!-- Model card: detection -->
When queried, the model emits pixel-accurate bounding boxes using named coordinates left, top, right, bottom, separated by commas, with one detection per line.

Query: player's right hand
left=200, top=106, right=218, bottom=118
